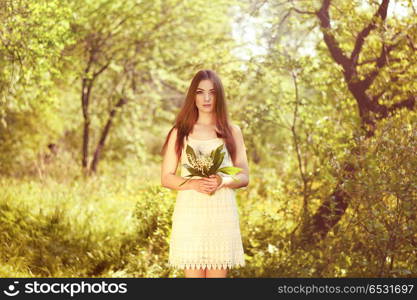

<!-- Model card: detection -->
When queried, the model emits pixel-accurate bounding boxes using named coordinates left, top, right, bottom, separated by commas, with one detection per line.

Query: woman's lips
left=203, top=104, right=211, bottom=107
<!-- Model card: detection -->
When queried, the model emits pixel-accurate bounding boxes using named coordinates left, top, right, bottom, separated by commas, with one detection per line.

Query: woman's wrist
left=218, top=174, right=233, bottom=189
left=182, top=178, right=196, bottom=190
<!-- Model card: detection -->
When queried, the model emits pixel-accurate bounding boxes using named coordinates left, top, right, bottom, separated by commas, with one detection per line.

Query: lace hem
left=168, top=259, right=245, bottom=270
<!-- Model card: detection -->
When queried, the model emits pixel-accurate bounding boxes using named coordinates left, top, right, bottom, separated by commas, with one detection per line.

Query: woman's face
left=195, top=79, right=216, bottom=113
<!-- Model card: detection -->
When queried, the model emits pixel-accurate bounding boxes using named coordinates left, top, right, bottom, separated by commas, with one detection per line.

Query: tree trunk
left=89, top=98, right=127, bottom=173
left=81, top=78, right=93, bottom=174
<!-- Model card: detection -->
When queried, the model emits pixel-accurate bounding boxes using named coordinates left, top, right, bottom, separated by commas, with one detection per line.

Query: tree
left=277, top=0, right=416, bottom=243
left=239, top=0, right=416, bottom=244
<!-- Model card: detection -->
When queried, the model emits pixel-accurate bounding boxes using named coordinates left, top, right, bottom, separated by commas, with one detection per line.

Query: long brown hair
left=160, top=69, right=237, bottom=163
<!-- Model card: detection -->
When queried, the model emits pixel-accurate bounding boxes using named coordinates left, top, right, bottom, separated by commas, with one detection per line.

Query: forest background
left=0, top=0, right=416, bottom=277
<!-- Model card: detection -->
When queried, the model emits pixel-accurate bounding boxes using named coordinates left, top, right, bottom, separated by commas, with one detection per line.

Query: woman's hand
left=191, top=175, right=222, bottom=194
left=202, top=175, right=222, bottom=194
left=210, top=174, right=223, bottom=190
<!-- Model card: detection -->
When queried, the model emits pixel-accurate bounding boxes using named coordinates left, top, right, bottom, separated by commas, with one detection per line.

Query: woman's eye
left=196, top=91, right=202, bottom=94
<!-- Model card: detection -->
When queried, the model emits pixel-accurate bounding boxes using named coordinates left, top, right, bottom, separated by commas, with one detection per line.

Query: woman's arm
left=220, top=124, right=249, bottom=189
left=161, top=128, right=195, bottom=190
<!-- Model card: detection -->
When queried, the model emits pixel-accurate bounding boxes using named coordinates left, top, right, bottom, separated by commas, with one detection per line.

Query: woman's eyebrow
left=196, top=88, right=215, bottom=91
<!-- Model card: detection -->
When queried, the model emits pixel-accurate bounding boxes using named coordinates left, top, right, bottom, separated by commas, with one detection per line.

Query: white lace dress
left=168, top=136, right=245, bottom=270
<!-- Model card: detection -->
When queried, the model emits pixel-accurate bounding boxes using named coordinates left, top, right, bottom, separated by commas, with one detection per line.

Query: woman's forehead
left=197, top=80, right=214, bottom=89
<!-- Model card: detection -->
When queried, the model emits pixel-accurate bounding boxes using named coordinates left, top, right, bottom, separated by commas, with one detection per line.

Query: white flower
left=188, top=153, right=213, bottom=173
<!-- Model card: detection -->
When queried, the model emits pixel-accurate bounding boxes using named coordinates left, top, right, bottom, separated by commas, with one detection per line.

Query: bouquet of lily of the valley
left=179, top=143, right=242, bottom=192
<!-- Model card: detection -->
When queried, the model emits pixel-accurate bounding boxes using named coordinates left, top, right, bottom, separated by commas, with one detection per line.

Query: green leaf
left=213, top=143, right=224, bottom=154
left=211, top=144, right=223, bottom=162
left=186, top=144, right=197, bottom=165
left=218, top=166, right=242, bottom=175
left=208, top=144, right=224, bottom=173
left=217, top=152, right=225, bottom=169
left=209, top=154, right=220, bottom=173
left=183, top=164, right=202, bottom=176
left=209, top=151, right=225, bottom=174
left=210, top=149, right=216, bottom=160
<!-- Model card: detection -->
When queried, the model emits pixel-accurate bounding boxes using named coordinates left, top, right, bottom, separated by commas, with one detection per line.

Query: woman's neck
left=196, top=112, right=216, bottom=126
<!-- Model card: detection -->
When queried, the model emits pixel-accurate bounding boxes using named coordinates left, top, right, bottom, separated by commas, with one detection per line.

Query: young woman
left=161, top=69, right=249, bottom=278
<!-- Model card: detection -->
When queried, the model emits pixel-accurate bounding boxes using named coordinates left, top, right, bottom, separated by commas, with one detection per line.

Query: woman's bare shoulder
left=170, top=127, right=178, bottom=138
left=230, top=123, right=242, bottom=134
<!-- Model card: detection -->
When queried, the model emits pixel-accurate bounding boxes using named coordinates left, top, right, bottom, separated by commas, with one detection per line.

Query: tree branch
left=350, top=0, right=390, bottom=65
left=291, top=7, right=316, bottom=15
left=316, top=0, right=351, bottom=70
left=375, top=95, right=416, bottom=120
left=360, top=40, right=400, bottom=91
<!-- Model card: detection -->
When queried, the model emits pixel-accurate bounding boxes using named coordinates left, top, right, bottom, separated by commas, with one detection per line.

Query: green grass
left=1, top=149, right=416, bottom=277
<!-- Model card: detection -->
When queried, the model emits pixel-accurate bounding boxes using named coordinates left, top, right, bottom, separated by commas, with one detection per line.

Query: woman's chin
left=200, top=108, right=213, bottom=113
